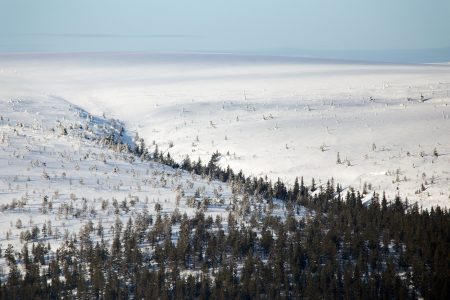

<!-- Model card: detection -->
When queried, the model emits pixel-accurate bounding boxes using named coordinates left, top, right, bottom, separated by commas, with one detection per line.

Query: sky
left=1, top=0, right=450, bottom=62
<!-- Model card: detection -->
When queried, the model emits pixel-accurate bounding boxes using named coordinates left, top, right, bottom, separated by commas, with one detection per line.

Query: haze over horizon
left=2, top=0, right=450, bottom=63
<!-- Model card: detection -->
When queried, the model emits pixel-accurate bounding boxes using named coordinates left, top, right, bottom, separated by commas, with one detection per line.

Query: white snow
left=1, top=52, right=450, bottom=209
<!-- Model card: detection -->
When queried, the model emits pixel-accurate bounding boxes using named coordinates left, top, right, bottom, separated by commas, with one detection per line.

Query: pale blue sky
left=1, top=0, right=450, bottom=62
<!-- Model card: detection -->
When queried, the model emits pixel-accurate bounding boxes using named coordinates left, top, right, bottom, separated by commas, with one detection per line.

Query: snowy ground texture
left=1, top=52, right=450, bottom=210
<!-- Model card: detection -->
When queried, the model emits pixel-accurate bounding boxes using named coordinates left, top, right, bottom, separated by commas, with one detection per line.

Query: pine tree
left=311, top=178, right=316, bottom=192
left=292, top=177, right=300, bottom=201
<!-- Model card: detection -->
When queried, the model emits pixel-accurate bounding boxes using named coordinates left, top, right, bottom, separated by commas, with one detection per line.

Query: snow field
left=1, top=52, right=449, bottom=209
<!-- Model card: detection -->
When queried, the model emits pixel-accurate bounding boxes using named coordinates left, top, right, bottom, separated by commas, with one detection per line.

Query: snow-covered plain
left=1, top=52, right=450, bottom=208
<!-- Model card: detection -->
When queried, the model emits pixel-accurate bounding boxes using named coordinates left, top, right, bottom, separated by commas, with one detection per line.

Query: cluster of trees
left=2, top=128, right=447, bottom=299
left=97, top=125, right=307, bottom=205
left=1, top=182, right=448, bottom=299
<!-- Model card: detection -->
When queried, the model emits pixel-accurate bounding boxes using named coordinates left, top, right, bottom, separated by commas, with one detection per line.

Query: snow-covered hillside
left=1, top=52, right=449, bottom=208
left=0, top=97, right=241, bottom=254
